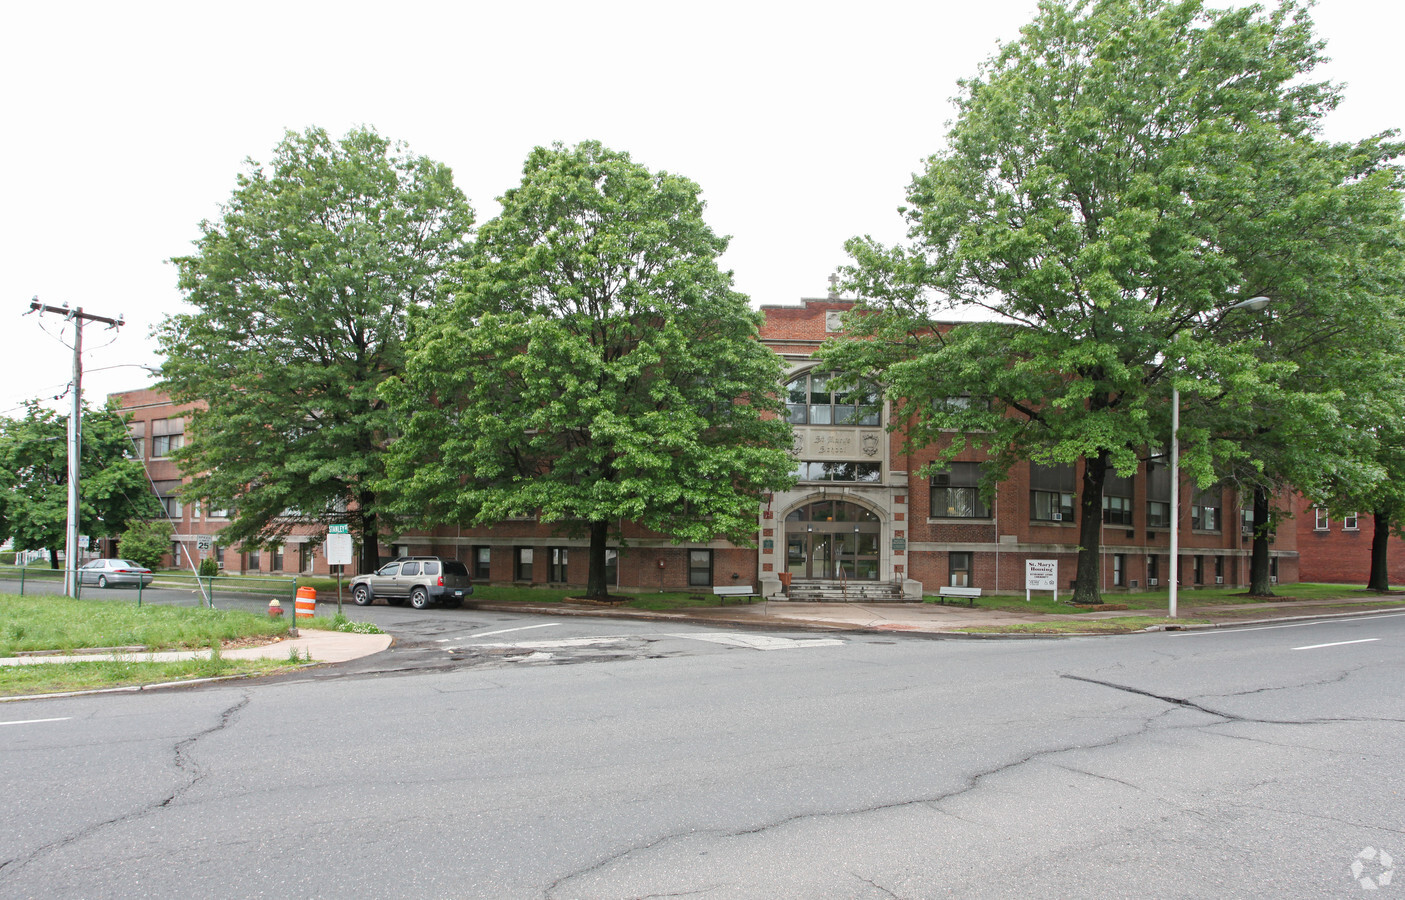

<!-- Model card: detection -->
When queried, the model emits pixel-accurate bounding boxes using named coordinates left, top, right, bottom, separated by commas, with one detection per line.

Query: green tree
left=827, top=0, right=1403, bottom=603
left=0, top=402, right=161, bottom=568
left=382, top=141, right=795, bottom=600
left=158, top=126, right=475, bottom=573
left=116, top=518, right=174, bottom=571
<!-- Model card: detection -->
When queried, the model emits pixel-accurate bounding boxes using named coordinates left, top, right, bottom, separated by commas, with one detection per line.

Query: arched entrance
left=784, top=500, right=881, bottom=580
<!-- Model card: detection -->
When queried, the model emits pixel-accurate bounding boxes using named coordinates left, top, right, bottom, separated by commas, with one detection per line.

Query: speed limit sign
left=196, top=535, right=213, bottom=553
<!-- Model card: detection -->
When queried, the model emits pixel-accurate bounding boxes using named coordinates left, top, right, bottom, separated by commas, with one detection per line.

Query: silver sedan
left=78, top=558, right=155, bottom=589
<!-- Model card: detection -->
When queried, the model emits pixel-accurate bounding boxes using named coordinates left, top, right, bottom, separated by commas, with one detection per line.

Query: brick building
left=110, top=290, right=1298, bottom=595
left=1294, top=496, right=1401, bottom=585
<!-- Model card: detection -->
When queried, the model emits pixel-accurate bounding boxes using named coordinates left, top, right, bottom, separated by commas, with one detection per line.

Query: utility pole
left=27, top=298, right=124, bottom=597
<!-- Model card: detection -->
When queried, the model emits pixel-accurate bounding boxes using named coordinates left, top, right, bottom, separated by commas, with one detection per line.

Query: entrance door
left=784, top=501, right=881, bottom=580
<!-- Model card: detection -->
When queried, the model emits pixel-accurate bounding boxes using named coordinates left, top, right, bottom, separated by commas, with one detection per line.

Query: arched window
left=785, top=372, right=879, bottom=426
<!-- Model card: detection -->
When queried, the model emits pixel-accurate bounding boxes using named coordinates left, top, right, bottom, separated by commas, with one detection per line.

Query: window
left=793, top=460, right=881, bottom=483
left=1146, top=459, right=1171, bottom=528
left=785, top=371, right=880, bottom=426
left=299, top=544, right=315, bottom=574
left=931, top=463, right=990, bottom=518
left=1191, top=489, right=1221, bottom=532
left=1102, top=473, right=1133, bottom=526
left=1214, top=556, right=1225, bottom=583
left=1314, top=508, right=1329, bottom=531
left=473, top=546, right=491, bottom=580
left=1030, top=462, right=1075, bottom=522
left=153, top=480, right=183, bottom=519
left=246, top=549, right=260, bottom=572
left=151, top=418, right=186, bottom=458
left=1344, top=512, right=1359, bottom=531
left=401, top=561, right=421, bottom=576
left=948, top=552, right=973, bottom=587
left=1270, top=557, right=1280, bottom=580
left=606, top=549, right=618, bottom=587
left=128, top=421, right=145, bottom=460
left=1193, top=555, right=1204, bottom=585
left=1113, top=553, right=1126, bottom=587
left=269, top=545, right=284, bottom=573
left=1241, top=508, right=1256, bottom=537
left=515, top=548, right=534, bottom=582
left=1147, top=555, right=1160, bottom=586
left=689, top=550, right=713, bottom=587
left=549, top=548, right=569, bottom=583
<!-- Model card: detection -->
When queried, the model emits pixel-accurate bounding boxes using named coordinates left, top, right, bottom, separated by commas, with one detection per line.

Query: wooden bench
left=713, top=585, right=760, bottom=605
left=937, top=585, right=983, bottom=606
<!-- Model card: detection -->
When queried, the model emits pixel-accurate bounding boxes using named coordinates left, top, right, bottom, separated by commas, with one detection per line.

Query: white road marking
left=1293, top=638, right=1381, bottom=651
left=1, top=717, right=71, bottom=727
left=666, top=633, right=845, bottom=651
left=438, top=623, right=559, bottom=642
left=1175, top=612, right=1405, bottom=636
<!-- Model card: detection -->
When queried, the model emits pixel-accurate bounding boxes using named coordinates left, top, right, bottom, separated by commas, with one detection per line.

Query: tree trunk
left=586, top=520, right=610, bottom=601
left=357, top=501, right=379, bottom=575
left=1248, top=486, right=1274, bottom=597
left=1072, top=452, right=1109, bottom=605
left=1368, top=505, right=1392, bottom=592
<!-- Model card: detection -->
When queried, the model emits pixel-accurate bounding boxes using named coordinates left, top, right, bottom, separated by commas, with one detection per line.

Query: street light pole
left=1168, top=296, right=1271, bottom=619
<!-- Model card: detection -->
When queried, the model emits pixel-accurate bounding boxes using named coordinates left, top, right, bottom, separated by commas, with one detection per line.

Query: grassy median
left=0, top=593, right=307, bottom=697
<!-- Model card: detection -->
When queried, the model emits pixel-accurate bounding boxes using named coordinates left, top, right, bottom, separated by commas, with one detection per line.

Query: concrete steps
left=781, top=579, right=908, bottom=603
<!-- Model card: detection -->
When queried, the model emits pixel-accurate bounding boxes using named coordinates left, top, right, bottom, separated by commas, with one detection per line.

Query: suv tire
left=409, top=587, right=431, bottom=610
left=352, top=585, right=373, bottom=606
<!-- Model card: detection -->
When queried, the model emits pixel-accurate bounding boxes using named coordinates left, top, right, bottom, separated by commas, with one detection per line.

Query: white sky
left=2, top=0, right=1400, bottom=417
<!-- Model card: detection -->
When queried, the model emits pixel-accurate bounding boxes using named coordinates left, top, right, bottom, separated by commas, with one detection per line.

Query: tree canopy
left=158, top=126, right=475, bottom=572
left=0, top=402, right=160, bottom=568
left=382, top=141, right=795, bottom=599
left=825, top=0, right=1404, bottom=603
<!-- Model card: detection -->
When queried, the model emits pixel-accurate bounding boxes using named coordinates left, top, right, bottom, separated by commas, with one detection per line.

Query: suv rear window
left=443, top=561, right=469, bottom=576
left=423, top=561, right=440, bottom=575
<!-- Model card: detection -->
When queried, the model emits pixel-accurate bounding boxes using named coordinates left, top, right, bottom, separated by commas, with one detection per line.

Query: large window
left=151, top=418, right=185, bottom=458
left=153, top=480, right=183, bottom=518
left=128, top=421, right=146, bottom=460
left=793, top=460, right=881, bottom=483
left=1191, top=488, right=1222, bottom=532
left=473, top=546, right=491, bottom=580
left=688, top=550, right=713, bottom=587
left=269, top=545, right=284, bottom=573
left=1102, top=473, right=1133, bottom=526
left=1030, top=462, right=1076, bottom=522
left=245, top=549, right=261, bottom=572
left=931, top=463, right=989, bottom=518
left=515, top=548, right=534, bottom=582
left=549, top=548, right=569, bottom=583
left=1146, top=459, right=1171, bottom=528
left=785, top=372, right=879, bottom=426
left=1314, top=508, right=1329, bottom=531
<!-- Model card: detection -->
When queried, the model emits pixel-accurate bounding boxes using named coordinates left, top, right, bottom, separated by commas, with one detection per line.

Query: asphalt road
left=2, top=606, right=1402, bottom=898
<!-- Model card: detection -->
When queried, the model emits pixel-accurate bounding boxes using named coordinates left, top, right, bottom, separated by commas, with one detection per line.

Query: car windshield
left=378, top=563, right=401, bottom=576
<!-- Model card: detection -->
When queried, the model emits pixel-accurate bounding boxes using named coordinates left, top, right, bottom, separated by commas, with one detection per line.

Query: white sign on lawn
left=1025, top=559, right=1058, bottom=603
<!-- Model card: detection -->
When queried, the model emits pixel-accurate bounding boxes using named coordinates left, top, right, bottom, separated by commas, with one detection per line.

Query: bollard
left=295, top=586, right=316, bottom=620
left=268, top=598, right=284, bottom=618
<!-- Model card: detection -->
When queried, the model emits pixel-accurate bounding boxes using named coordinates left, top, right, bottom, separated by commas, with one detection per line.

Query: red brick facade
left=1294, top=496, right=1400, bottom=585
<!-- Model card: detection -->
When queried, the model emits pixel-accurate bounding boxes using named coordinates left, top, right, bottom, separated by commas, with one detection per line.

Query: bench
left=713, top=585, right=760, bottom=605
left=937, top=585, right=983, bottom=606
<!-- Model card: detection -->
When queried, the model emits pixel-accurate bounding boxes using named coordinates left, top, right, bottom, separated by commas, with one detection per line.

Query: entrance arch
left=784, top=500, right=881, bottom=581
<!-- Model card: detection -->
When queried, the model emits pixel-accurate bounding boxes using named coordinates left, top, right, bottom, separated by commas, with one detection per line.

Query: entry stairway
left=780, top=579, right=907, bottom=603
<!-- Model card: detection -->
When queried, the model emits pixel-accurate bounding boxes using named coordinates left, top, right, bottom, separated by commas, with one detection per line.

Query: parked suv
left=349, top=556, right=474, bottom=609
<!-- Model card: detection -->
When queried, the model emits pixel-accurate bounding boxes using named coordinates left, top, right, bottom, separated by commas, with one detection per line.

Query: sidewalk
left=0, top=629, right=392, bottom=666
left=473, top=595, right=1405, bottom=635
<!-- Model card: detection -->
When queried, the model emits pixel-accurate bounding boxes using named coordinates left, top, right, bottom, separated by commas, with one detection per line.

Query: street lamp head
left=1229, top=296, right=1272, bottom=313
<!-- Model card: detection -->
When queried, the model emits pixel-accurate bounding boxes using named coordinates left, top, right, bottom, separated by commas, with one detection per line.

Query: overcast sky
left=2, top=0, right=1400, bottom=418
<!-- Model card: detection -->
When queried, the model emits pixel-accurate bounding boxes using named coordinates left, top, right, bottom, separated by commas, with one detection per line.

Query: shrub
left=198, top=557, right=219, bottom=577
left=118, top=519, right=174, bottom=570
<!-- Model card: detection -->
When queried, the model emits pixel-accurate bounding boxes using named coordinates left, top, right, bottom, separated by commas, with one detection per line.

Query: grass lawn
left=941, top=582, right=1404, bottom=616
left=0, top=593, right=331, bottom=697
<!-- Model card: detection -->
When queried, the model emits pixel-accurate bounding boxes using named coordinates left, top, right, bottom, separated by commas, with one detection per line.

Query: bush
left=118, top=519, right=174, bottom=570
left=198, top=557, right=219, bottom=577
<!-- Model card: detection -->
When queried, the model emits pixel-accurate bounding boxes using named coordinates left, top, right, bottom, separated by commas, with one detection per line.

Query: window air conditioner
left=1270, top=575, right=1278, bottom=584
left=933, top=473, right=950, bottom=486
left=1215, top=576, right=1224, bottom=584
left=1051, top=512, right=1063, bottom=521
left=1130, top=579, right=1139, bottom=588
left=1148, top=578, right=1159, bottom=586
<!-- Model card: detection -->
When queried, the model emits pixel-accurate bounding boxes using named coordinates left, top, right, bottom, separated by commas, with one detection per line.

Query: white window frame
left=1314, top=507, right=1329, bottom=531
left=1344, top=512, right=1359, bottom=531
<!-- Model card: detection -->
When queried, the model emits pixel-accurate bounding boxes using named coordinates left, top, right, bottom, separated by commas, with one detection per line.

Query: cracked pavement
left=1, top=608, right=1401, bottom=898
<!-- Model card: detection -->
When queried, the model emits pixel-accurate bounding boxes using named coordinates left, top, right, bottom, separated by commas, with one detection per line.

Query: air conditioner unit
left=1148, top=578, right=1159, bottom=586
left=1051, top=512, right=1063, bottom=521
left=933, top=473, right=950, bottom=486
left=1215, top=576, right=1224, bottom=584
left=1130, top=579, right=1139, bottom=588
left=1270, top=575, right=1278, bottom=584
